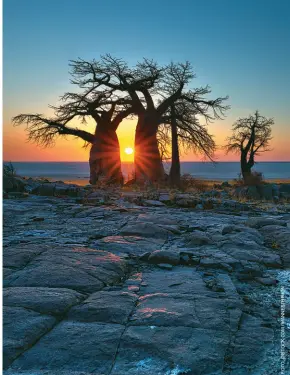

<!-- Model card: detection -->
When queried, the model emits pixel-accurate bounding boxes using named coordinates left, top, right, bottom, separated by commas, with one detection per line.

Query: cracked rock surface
left=3, top=194, right=290, bottom=374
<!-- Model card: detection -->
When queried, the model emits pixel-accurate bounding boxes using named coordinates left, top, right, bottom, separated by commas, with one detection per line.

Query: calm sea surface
left=6, top=162, right=290, bottom=181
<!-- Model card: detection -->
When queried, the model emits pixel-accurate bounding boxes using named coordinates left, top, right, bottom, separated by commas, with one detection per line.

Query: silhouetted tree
left=69, top=56, right=196, bottom=182
left=13, top=81, right=134, bottom=184
left=52, top=89, right=133, bottom=184
left=159, top=91, right=229, bottom=186
left=14, top=54, right=229, bottom=185
left=132, top=60, right=194, bottom=182
left=64, top=55, right=230, bottom=183
left=225, top=111, right=273, bottom=183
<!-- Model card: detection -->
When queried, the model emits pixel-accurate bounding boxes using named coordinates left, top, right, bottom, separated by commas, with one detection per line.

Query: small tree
left=159, top=92, right=228, bottom=186
left=225, top=111, right=273, bottom=183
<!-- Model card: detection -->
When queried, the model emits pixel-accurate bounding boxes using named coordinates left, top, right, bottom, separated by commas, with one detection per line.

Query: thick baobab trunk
left=240, top=153, right=253, bottom=184
left=89, top=123, right=123, bottom=185
left=169, top=107, right=181, bottom=186
left=134, top=113, right=164, bottom=182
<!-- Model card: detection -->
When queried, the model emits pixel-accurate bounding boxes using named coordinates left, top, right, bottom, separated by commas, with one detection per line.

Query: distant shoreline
left=5, top=161, right=290, bottom=183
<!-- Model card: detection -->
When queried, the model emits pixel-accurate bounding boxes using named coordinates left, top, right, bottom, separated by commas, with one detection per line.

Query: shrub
left=245, top=171, right=264, bottom=186
left=3, top=162, right=16, bottom=178
left=180, top=174, right=208, bottom=192
left=234, top=171, right=264, bottom=186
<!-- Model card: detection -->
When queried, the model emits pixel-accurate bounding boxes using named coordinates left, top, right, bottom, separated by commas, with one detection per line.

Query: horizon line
left=4, top=160, right=290, bottom=163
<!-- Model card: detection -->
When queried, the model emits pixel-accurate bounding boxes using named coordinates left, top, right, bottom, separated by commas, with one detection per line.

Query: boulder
left=175, top=193, right=193, bottom=200
left=280, top=183, right=290, bottom=196
left=175, top=198, right=198, bottom=208
left=247, top=217, right=287, bottom=229
left=38, top=183, right=55, bottom=196
left=238, top=262, right=262, bottom=279
left=222, top=225, right=235, bottom=235
left=26, top=179, right=43, bottom=193
left=200, top=258, right=233, bottom=272
left=148, top=250, right=180, bottom=265
left=120, top=222, right=169, bottom=240
left=159, top=194, right=171, bottom=203
left=54, top=185, right=69, bottom=196
left=32, top=217, right=44, bottom=222
left=262, top=254, right=282, bottom=268
left=3, top=176, right=26, bottom=193
left=258, top=184, right=273, bottom=200
left=186, top=231, right=212, bottom=246
left=143, top=199, right=166, bottom=207
left=157, top=263, right=173, bottom=270
left=255, top=277, right=278, bottom=286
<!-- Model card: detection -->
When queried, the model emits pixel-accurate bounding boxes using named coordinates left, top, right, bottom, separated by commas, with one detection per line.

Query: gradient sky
left=3, top=0, right=290, bottom=162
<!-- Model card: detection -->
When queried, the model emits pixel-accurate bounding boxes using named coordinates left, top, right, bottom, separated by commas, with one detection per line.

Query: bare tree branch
left=12, top=114, right=95, bottom=147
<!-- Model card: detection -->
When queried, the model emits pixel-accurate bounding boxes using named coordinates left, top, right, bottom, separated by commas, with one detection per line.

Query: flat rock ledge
left=2, top=191, right=290, bottom=374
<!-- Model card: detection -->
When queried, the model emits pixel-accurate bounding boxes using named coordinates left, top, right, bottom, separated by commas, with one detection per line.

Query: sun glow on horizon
left=124, top=147, right=134, bottom=155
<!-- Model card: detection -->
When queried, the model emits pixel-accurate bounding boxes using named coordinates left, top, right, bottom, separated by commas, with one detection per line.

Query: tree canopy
left=13, top=54, right=229, bottom=184
left=225, top=111, right=273, bottom=182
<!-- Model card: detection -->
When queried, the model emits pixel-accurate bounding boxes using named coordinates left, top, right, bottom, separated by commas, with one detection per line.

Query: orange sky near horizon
left=3, top=115, right=290, bottom=163
left=3, top=92, right=290, bottom=163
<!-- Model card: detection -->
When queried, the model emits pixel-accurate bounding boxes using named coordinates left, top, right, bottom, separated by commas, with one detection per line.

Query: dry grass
left=233, top=171, right=264, bottom=187
left=179, top=174, right=210, bottom=192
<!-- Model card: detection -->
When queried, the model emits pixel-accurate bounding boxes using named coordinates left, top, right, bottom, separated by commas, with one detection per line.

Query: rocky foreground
left=2, top=183, right=290, bottom=374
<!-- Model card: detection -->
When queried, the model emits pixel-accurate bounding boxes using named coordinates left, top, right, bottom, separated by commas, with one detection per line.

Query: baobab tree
left=159, top=90, right=229, bottom=186
left=14, top=55, right=229, bottom=185
left=71, top=55, right=229, bottom=183
left=132, top=60, right=193, bottom=182
left=13, top=81, right=134, bottom=184
left=68, top=56, right=164, bottom=181
left=225, top=111, right=273, bottom=183
left=69, top=56, right=194, bottom=182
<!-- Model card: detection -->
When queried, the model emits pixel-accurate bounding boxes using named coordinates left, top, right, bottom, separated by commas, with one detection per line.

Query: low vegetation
left=3, top=162, right=16, bottom=178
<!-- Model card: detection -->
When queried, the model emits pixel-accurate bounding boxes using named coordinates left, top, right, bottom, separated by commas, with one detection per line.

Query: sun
left=124, top=147, right=134, bottom=155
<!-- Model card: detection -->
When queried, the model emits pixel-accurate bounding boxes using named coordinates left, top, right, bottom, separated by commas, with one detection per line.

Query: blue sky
left=3, top=0, right=290, bottom=161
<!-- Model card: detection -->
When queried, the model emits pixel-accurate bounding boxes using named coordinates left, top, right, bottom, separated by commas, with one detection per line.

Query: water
left=5, top=161, right=290, bottom=182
